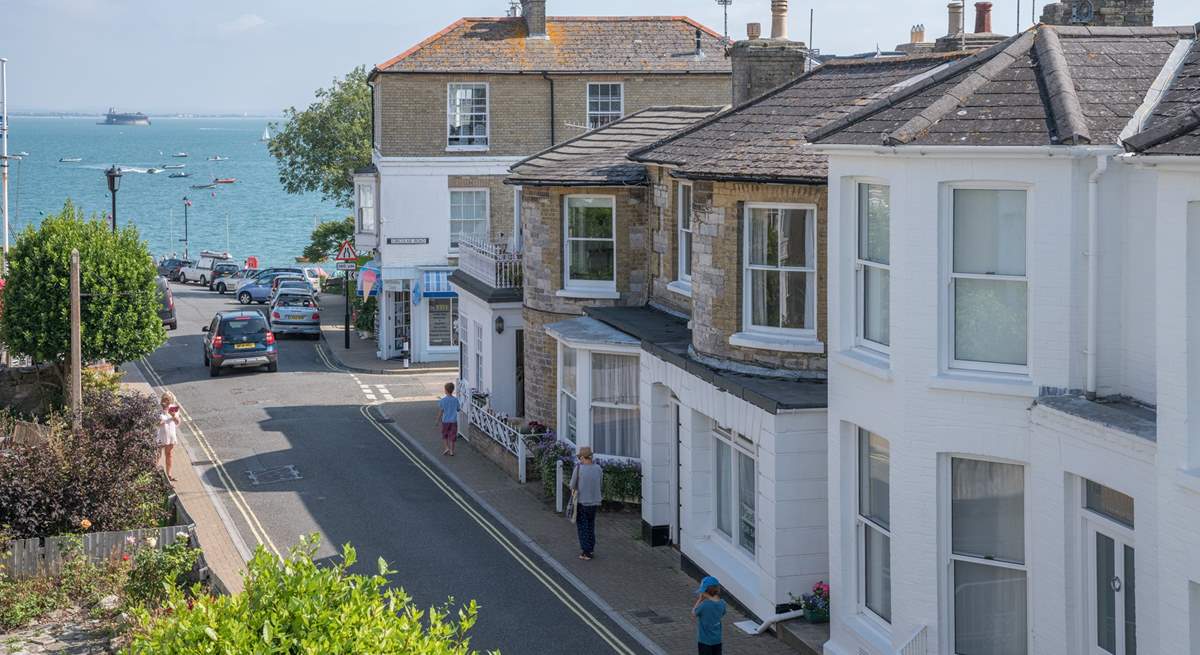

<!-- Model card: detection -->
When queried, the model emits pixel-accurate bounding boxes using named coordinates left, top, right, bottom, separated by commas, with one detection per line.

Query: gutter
left=541, top=72, right=556, bottom=146
left=1086, top=154, right=1109, bottom=400
left=807, top=143, right=1122, bottom=159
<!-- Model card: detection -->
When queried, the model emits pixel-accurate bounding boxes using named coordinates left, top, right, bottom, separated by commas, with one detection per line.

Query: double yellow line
left=316, top=344, right=637, bottom=654
left=139, top=358, right=282, bottom=559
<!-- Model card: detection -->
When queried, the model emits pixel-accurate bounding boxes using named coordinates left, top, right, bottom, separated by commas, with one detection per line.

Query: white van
left=178, top=250, right=233, bottom=286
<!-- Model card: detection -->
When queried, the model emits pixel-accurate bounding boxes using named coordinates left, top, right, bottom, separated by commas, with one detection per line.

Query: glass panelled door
left=1088, top=523, right=1136, bottom=655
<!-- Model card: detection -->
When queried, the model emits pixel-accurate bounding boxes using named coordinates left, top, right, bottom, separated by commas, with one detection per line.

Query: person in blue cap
left=692, top=575, right=726, bottom=654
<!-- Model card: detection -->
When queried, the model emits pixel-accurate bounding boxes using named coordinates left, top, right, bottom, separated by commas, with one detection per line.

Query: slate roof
left=373, top=17, right=731, bottom=75
left=1124, top=37, right=1200, bottom=155
left=810, top=24, right=1200, bottom=154
left=627, top=53, right=969, bottom=182
left=507, top=106, right=725, bottom=186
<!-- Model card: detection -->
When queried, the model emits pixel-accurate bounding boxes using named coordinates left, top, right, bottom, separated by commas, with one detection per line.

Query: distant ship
left=98, top=108, right=151, bottom=126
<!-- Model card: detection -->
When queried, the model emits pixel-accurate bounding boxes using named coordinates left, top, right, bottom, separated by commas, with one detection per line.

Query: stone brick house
left=809, top=18, right=1200, bottom=655
left=354, top=0, right=730, bottom=366
left=504, top=9, right=966, bottom=618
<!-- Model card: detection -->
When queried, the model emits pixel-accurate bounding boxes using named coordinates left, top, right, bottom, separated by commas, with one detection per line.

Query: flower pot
left=804, top=608, right=829, bottom=624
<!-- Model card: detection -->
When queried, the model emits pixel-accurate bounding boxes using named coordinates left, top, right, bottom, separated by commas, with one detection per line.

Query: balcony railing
left=457, top=238, right=522, bottom=289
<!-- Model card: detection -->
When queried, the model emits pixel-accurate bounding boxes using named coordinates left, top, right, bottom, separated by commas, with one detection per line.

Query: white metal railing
left=896, top=625, right=928, bottom=655
left=466, top=394, right=530, bottom=482
left=457, top=238, right=523, bottom=289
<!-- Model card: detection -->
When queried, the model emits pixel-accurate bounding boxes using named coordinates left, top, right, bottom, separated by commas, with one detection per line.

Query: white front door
left=1087, top=520, right=1136, bottom=655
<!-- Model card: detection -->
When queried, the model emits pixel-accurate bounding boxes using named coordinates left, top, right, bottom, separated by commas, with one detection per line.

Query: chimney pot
left=947, top=1, right=964, bottom=36
left=771, top=0, right=788, bottom=40
left=521, top=0, right=547, bottom=38
left=747, top=22, right=762, bottom=40
left=974, top=2, right=993, bottom=33
left=911, top=24, right=926, bottom=43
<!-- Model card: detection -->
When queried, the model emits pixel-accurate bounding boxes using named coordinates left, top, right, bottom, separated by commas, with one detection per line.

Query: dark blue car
left=201, top=311, right=278, bottom=377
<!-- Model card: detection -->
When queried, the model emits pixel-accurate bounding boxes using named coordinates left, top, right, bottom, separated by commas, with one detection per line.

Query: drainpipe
left=541, top=72, right=555, bottom=146
left=737, top=608, right=806, bottom=636
left=1086, top=154, right=1108, bottom=400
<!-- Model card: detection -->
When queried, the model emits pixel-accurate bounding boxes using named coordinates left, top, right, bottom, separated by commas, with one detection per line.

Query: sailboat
left=259, top=125, right=271, bottom=142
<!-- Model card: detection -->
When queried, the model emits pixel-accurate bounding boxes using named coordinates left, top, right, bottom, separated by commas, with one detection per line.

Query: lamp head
left=105, top=165, right=122, bottom=193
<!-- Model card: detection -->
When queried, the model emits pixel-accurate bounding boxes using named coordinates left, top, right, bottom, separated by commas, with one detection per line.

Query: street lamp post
left=181, top=196, right=191, bottom=261
left=105, top=165, right=122, bottom=232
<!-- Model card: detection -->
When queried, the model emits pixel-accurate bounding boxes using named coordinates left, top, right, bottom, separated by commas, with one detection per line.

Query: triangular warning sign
left=334, top=240, right=358, bottom=261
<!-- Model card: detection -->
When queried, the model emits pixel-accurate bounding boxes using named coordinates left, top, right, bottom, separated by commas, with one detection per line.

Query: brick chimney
left=1039, top=0, right=1154, bottom=27
left=521, top=0, right=547, bottom=38
left=911, top=24, right=926, bottom=43
left=730, top=0, right=809, bottom=105
left=974, top=2, right=993, bottom=33
left=771, top=0, right=788, bottom=39
left=947, top=1, right=964, bottom=35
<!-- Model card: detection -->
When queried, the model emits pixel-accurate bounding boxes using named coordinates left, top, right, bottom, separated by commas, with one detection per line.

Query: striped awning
left=422, top=270, right=456, bottom=298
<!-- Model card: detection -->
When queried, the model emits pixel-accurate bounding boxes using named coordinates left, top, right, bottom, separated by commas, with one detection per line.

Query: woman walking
left=157, top=392, right=181, bottom=481
left=569, top=447, right=603, bottom=560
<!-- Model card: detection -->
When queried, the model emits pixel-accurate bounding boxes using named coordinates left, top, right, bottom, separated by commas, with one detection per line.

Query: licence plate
left=234, top=343, right=255, bottom=350
left=289, top=315, right=305, bottom=320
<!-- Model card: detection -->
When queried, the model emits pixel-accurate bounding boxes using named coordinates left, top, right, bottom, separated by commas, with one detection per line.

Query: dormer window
left=447, top=83, right=489, bottom=149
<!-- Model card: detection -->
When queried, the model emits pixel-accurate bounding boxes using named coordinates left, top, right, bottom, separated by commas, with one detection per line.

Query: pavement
left=138, top=280, right=655, bottom=654
left=317, top=290, right=457, bottom=375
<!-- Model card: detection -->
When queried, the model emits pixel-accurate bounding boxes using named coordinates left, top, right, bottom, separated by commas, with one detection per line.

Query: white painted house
left=811, top=23, right=1200, bottom=655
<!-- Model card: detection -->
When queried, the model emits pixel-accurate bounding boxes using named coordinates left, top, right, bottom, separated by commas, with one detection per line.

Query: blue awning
left=422, top=270, right=457, bottom=298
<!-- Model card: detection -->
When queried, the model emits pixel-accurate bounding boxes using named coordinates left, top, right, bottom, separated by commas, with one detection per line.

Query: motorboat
left=163, top=164, right=185, bottom=169
left=17, top=151, right=29, bottom=157
left=169, top=172, right=190, bottom=178
left=172, top=152, right=188, bottom=158
left=59, top=157, right=82, bottom=163
left=213, top=178, right=236, bottom=184
left=191, top=183, right=217, bottom=190
left=208, top=155, right=229, bottom=161
left=146, top=168, right=161, bottom=174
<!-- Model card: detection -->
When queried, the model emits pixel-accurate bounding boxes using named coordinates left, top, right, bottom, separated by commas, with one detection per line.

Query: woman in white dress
left=157, top=391, right=181, bottom=481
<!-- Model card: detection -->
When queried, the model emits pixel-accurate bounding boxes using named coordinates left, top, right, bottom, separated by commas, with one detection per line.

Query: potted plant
left=800, top=581, right=830, bottom=623
left=354, top=296, right=377, bottom=339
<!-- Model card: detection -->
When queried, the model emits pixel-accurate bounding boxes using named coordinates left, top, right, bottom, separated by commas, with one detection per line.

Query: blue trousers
left=576, top=504, right=598, bottom=556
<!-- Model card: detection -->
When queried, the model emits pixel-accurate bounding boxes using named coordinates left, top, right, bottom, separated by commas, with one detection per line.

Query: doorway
left=1087, top=522, right=1135, bottom=655
left=391, top=286, right=411, bottom=358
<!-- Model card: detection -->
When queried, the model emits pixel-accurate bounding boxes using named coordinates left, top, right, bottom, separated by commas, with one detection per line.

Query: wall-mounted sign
left=386, top=237, right=430, bottom=245
left=336, top=261, right=358, bottom=271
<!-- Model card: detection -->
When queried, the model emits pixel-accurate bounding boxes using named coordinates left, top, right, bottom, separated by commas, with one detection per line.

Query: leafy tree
left=304, top=216, right=355, bottom=263
left=270, top=66, right=372, bottom=208
left=0, top=200, right=165, bottom=369
left=127, top=536, right=489, bottom=654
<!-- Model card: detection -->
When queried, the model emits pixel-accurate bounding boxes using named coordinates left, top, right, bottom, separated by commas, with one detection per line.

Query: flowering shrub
left=599, top=459, right=642, bottom=503
left=0, top=387, right=172, bottom=539
left=801, top=581, right=830, bottom=621
left=124, top=532, right=201, bottom=609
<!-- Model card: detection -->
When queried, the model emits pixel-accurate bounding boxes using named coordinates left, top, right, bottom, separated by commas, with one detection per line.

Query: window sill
left=1176, top=468, right=1200, bottom=495
left=557, top=288, right=620, bottom=300
left=833, top=349, right=892, bottom=381
left=927, top=371, right=1036, bottom=398
left=842, top=613, right=893, bottom=655
left=729, top=332, right=825, bottom=354
left=445, top=146, right=490, bottom=153
left=666, top=280, right=693, bottom=298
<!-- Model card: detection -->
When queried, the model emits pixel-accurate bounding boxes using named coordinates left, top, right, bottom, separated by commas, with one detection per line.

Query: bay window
left=450, top=189, right=489, bottom=249
left=949, top=458, right=1027, bottom=655
left=857, top=184, right=890, bottom=350
left=560, top=346, right=578, bottom=443
left=858, top=429, right=891, bottom=623
left=713, top=426, right=756, bottom=557
left=587, top=83, right=623, bottom=129
left=357, top=184, right=376, bottom=233
left=950, top=188, right=1028, bottom=371
left=743, top=204, right=817, bottom=335
left=564, top=196, right=616, bottom=292
left=678, top=183, right=693, bottom=283
left=556, top=344, right=639, bottom=458
left=447, top=83, right=489, bottom=148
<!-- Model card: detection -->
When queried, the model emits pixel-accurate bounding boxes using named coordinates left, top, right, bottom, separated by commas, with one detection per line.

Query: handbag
left=566, top=489, right=579, bottom=523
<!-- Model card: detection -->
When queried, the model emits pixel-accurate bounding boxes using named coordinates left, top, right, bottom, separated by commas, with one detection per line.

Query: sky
left=1, top=0, right=1195, bottom=115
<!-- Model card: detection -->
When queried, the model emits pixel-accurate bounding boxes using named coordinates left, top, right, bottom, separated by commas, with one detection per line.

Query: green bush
left=127, top=535, right=490, bottom=655
left=124, top=533, right=201, bottom=609
left=354, top=295, right=378, bottom=332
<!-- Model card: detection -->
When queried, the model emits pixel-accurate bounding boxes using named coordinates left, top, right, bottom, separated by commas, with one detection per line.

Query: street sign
left=336, top=261, right=357, bottom=271
left=386, top=237, right=430, bottom=245
left=334, top=240, right=358, bottom=261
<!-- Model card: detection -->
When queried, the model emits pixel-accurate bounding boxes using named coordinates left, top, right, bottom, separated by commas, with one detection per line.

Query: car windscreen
left=215, top=264, right=239, bottom=272
left=219, top=317, right=269, bottom=337
left=276, top=295, right=315, bottom=308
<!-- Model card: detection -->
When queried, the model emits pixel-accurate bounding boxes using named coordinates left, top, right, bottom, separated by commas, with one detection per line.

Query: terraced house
left=810, top=13, right=1200, bottom=655
left=354, top=0, right=731, bottom=369
left=500, top=7, right=975, bottom=620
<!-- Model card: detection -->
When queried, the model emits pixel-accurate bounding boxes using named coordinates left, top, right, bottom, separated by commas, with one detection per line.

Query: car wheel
left=266, top=361, right=278, bottom=373
left=209, top=364, right=221, bottom=377
left=203, top=351, right=209, bottom=366
left=179, top=273, right=188, bottom=284
left=200, top=276, right=208, bottom=287
left=168, top=320, right=178, bottom=331
left=238, top=292, right=251, bottom=305
left=217, top=283, right=226, bottom=294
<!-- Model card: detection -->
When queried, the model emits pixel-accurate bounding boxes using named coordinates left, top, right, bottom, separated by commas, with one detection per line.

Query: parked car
left=269, top=292, right=321, bottom=338
left=236, top=271, right=300, bottom=304
left=271, top=274, right=309, bottom=294
left=178, top=250, right=234, bottom=286
left=207, top=262, right=242, bottom=291
left=214, top=268, right=254, bottom=295
left=275, top=278, right=314, bottom=296
left=156, top=276, right=177, bottom=330
left=301, top=267, right=323, bottom=292
left=201, top=311, right=277, bottom=377
left=234, top=267, right=303, bottom=293
left=159, top=258, right=193, bottom=281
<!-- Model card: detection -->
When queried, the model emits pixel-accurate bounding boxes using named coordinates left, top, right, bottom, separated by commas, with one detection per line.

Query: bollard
left=555, top=459, right=564, bottom=513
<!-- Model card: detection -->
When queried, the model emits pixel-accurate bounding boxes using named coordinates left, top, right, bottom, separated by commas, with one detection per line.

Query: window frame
left=942, top=182, right=1032, bottom=375
left=742, top=202, right=819, bottom=338
left=449, top=188, right=490, bottom=252
left=677, top=181, right=694, bottom=285
left=941, top=454, right=1032, bottom=655
left=712, top=425, right=757, bottom=559
left=856, top=428, right=892, bottom=627
left=426, top=297, right=459, bottom=349
left=855, top=182, right=890, bottom=355
left=586, top=82, right=624, bottom=130
left=555, top=339, right=640, bottom=460
left=563, top=194, right=618, bottom=293
left=357, top=183, right=376, bottom=234
left=446, top=82, right=490, bottom=151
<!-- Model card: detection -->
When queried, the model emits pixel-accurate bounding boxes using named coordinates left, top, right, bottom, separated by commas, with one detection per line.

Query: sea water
left=3, top=117, right=342, bottom=268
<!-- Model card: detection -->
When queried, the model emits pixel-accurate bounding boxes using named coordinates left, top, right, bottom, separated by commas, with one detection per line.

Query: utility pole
left=69, top=249, right=82, bottom=431
left=1, top=58, right=9, bottom=274
left=344, top=269, right=351, bottom=350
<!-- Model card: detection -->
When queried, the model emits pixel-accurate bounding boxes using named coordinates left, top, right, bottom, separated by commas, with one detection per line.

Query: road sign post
left=334, top=241, right=360, bottom=351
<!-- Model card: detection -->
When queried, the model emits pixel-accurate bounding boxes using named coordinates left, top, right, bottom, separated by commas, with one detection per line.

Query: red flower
left=121, top=553, right=130, bottom=562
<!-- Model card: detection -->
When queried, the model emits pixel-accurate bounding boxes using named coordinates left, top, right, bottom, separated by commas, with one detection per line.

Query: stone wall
left=647, top=165, right=694, bottom=317
left=690, top=180, right=828, bottom=375
left=1039, top=0, right=1153, bottom=26
left=521, top=305, right=572, bottom=429
left=448, top=174, right=517, bottom=243
left=0, top=366, right=59, bottom=418
left=375, top=73, right=732, bottom=158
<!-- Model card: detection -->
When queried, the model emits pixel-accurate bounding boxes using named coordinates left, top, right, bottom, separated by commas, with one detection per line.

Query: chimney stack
left=974, top=2, right=993, bottom=33
left=521, top=0, right=547, bottom=39
left=694, top=28, right=704, bottom=56
left=947, top=1, right=964, bottom=35
left=911, top=24, right=926, bottom=43
left=771, top=0, right=788, bottom=40
left=747, top=22, right=762, bottom=40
